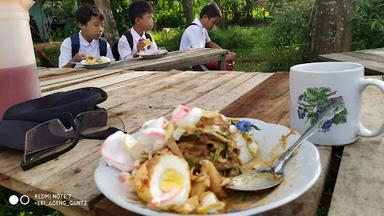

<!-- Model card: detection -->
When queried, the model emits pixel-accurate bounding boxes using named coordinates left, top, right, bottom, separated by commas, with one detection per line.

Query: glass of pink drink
left=0, top=0, right=41, bottom=118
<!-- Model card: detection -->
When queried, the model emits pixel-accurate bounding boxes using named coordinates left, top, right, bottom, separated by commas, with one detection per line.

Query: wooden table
left=0, top=70, right=383, bottom=215
left=319, top=48, right=384, bottom=74
left=38, top=48, right=228, bottom=79
left=109, top=48, right=228, bottom=71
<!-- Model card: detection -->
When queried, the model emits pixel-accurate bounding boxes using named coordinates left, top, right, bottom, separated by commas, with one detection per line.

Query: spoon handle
left=272, top=98, right=346, bottom=175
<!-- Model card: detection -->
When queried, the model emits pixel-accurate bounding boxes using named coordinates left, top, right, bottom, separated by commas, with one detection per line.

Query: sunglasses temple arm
left=21, top=119, right=82, bottom=171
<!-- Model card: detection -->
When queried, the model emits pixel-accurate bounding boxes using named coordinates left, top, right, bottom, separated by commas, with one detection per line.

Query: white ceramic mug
left=289, top=62, right=384, bottom=145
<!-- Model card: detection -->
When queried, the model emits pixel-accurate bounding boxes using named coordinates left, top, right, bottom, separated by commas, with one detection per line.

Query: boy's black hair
left=76, top=4, right=104, bottom=25
left=200, top=2, right=222, bottom=19
left=128, top=0, right=154, bottom=24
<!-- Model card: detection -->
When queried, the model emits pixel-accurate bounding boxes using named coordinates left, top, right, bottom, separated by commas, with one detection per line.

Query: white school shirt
left=118, top=28, right=158, bottom=60
left=59, top=32, right=115, bottom=68
left=179, top=18, right=211, bottom=50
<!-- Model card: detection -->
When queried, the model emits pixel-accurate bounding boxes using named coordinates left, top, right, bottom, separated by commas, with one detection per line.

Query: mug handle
left=357, top=78, right=384, bottom=137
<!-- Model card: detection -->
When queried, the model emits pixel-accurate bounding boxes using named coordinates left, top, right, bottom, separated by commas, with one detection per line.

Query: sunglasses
left=21, top=109, right=125, bottom=170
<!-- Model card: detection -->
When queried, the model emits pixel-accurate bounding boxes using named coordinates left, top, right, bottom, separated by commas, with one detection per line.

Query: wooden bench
left=319, top=48, right=384, bottom=75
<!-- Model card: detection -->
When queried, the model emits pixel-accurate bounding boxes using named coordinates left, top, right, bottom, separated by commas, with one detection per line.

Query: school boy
left=59, top=4, right=114, bottom=68
left=112, top=0, right=158, bottom=60
left=179, top=3, right=235, bottom=71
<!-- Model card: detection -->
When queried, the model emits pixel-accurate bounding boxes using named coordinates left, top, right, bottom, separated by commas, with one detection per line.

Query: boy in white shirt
left=179, top=3, right=235, bottom=71
left=113, top=1, right=157, bottom=61
left=59, top=4, right=114, bottom=68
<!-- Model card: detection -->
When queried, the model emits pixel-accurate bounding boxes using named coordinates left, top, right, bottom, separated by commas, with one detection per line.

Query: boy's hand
left=137, top=39, right=146, bottom=52
left=226, top=51, right=236, bottom=61
left=72, top=52, right=87, bottom=63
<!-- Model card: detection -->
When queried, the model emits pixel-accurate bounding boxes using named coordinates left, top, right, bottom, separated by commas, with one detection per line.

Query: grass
left=231, top=48, right=268, bottom=72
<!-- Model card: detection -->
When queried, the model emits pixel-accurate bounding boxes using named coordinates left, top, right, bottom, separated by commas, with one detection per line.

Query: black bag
left=0, top=87, right=108, bottom=151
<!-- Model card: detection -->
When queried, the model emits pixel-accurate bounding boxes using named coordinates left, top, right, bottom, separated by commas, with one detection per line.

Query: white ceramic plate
left=140, top=49, right=168, bottom=59
left=94, top=118, right=321, bottom=215
left=80, top=58, right=111, bottom=69
left=81, top=61, right=111, bottom=69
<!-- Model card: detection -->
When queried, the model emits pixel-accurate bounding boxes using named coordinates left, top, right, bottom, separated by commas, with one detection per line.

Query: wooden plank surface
left=328, top=76, right=384, bottom=215
left=38, top=48, right=228, bottom=81
left=108, top=48, right=227, bottom=71
left=0, top=70, right=272, bottom=216
left=94, top=72, right=332, bottom=216
left=319, top=48, right=384, bottom=74
left=41, top=71, right=156, bottom=94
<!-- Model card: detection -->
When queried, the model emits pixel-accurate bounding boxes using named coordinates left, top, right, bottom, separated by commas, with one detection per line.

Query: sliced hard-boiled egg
left=171, top=105, right=202, bottom=127
left=197, top=191, right=225, bottom=214
left=101, top=131, right=139, bottom=171
left=132, top=153, right=191, bottom=210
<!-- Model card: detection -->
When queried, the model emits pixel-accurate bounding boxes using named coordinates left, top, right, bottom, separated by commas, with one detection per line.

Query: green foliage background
left=351, top=0, right=384, bottom=50
left=41, top=0, right=78, bottom=41
left=110, top=0, right=272, bottom=32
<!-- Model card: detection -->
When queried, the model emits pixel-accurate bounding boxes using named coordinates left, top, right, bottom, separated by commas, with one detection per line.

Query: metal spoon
left=226, top=98, right=346, bottom=191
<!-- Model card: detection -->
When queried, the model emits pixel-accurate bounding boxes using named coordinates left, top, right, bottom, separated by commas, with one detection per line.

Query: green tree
left=183, top=0, right=194, bottom=24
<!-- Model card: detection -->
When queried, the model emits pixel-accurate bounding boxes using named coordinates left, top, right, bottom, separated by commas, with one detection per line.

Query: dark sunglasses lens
left=24, top=119, right=76, bottom=163
left=75, top=110, right=125, bottom=135
left=75, top=110, right=108, bottom=135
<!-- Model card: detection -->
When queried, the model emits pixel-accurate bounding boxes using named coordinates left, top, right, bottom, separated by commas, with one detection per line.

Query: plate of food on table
left=94, top=105, right=321, bottom=215
left=80, top=56, right=111, bottom=69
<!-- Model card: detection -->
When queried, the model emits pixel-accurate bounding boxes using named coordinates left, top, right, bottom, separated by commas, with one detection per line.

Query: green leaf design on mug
left=297, top=87, right=348, bottom=132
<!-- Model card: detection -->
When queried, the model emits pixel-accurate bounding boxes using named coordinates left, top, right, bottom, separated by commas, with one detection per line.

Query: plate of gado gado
left=80, top=56, right=111, bottom=69
left=94, top=105, right=321, bottom=215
